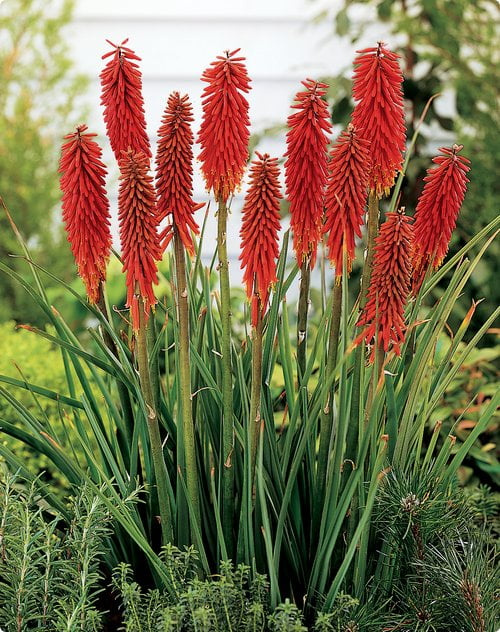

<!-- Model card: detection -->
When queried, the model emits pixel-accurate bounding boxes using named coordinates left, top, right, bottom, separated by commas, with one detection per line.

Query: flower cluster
left=240, top=153, right=282, bottom=325
left=323, top=124, right=371, bottom=279
left=100, top=39, right=151, bottom=161
left=352, top=42, right=406, bottom=197
left=156, top=92, right=203, bottom=255
left=198, top=49, right=251, bottom=202
left=285, top=79, right=331, bottom=268
left=60, top=40, right=471, bottom=362
left=356, top=208, right=413, bottom=361
left=412, top=144, right=470, bottom=290
left=118, top=149, right=161, bottom=330
left=59, top=125, right=111, bottom=304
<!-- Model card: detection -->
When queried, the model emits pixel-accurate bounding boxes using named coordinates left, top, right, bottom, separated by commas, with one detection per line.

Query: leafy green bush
left=0, top=322, right=68, bottom=488
left=0, top=474, right=110, bottom=631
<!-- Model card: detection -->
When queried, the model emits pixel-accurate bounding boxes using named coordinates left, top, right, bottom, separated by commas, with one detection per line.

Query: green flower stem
left=249, top=303, right=264, bottom=486
left=136, top=295, right=172, bottom=545
left=217, top=196, right=234, bottom=555
left=360, top=191, right=380, bottom=309
left=315, top=280, right=342, bottom=525
left=173, top=227, right=201, bottom=541
left=344, top=191, right=380, bottom=574
left=297, top=259, right=311, bottom=383
left=348, top=191, right=380, bottom=459
left=96, top=282, right=134, bottom=451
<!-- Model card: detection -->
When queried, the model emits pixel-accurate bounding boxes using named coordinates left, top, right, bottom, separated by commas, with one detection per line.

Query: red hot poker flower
left=59, top=125, right=112, bottom=304
left=352, top=42, right=406, bottom=198
left=356, top=208, right=413, bottom=361
left=285, top=79, right=332, bottom=268
left=155, top=92, right=203, bottom=255
left=100, top=39, right=151, bottom=162
left=239, top=153, right=282, bottom=326
left=197, top=48, right=251, bottom=202
left=118, top=149, right=162, bottom=330
left=412, top=144, right=470, bottom=291
left=323, top=124, right=371, bottom=280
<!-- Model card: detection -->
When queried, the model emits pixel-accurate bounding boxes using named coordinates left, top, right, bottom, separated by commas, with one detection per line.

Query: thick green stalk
left=347, top=191, right=380, bottom=459
left=217, top=196, right=234, bottom=554
left=238, top=303, right=264, bottom=565
left=297, top=259, right=311, bottom=382
left=315, top=280, right=342, bottom=525
left=96, top=282, right=134, bottom=451
left=360, top=191, right=379, bottom=309
left=249, top=304, right=264, bottom=485
left=136, top=296, right=172, bottom=545
left=343, top=191, right=380, bottom=590
left=173, top=228, right=201, bottom=540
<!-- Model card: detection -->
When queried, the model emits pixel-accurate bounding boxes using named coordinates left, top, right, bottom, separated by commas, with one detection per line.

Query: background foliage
left=0, top=0, right=87, bottom=324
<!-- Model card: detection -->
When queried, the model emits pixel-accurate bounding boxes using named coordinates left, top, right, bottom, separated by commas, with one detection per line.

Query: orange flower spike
left=100, top=39, right=151, bottom=162
left=412, top=144, right=470, bottom=290
left=59, top=125, right=112, bottom=304
left=155, top=92, right=203, bottom=255
left=356, top=208, right=413, bottom=361
left=198, top=48, right=251, bottom=202
left=323, top=124, right=371, bottom=279
left=285, top=79, right=332, bottom=268
left=118, top=149, right=162, bottom=331
left=352, top=42, right=406, bottom=198
left=240, top=153, right=282, bottom=326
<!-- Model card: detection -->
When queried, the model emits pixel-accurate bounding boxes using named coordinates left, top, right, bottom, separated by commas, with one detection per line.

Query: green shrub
left=0, top=474, right=110, bottom=631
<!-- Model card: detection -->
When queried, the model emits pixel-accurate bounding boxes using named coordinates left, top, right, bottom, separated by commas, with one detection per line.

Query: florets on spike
left=323, top=124, right=371, bottom=280
left=197, top=48, right=251, bottom=202
left=352, top=42, right=406, bottom=198
left=118, top=149, right=161, bottom=330
left=155, top=92, right=203, bottom=255
left=285, top=79, right=332, bottom=268
left=240, top=153, right=282, bottom=325
left=356, top=208, right=413, bottom=361
left=59, top=125, right=112, bottom=303
left=412, top=144, right=470, bottom=291
left=100, top=39, right=151, bottom=162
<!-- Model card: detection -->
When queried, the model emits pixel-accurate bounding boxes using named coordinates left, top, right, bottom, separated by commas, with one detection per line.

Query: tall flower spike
left=100, top=39, right=151, bottom=162
left=118, top=149, right=162, bottom=330
left=198, top=48, right=251, bottom=202
left=412, top=144, right=470, bottom=291
left=155, top=92, right=203, bottom=255
left=356, top=208, right=413, bottom=361
left=323, top=124, right=371, bottom=280
left=59, top=125, right=112, bottom=304
left=240, top=153, right=282, bottom=326
left=352, top=42, right=406, bottom=198
left=285, top=79, right=331, bottom=268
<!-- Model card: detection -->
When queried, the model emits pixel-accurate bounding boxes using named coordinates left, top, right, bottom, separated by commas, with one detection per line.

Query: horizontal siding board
left=66, top=21, right=341, bottom=79
left=73, top=0, right=322, bottom=19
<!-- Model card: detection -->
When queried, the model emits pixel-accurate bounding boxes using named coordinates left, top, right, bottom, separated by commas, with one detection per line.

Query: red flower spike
left=323, top=124, right=371, bottom=279
left=155, top=92, right=203, bottom=255
left=352, top=42, right=406, bottom=198
left=100, top=39, right=151, bottom=162
left=118, top=149, right=162, bottom=330
left=412, top=144, right=470, bottom=291
left=356, top=208, right=413, bottom=362
left=285, top=79, right=332, bottom=268
left=59, top=125, right=112, bottom=304
left=197, top=48, right=251, bottom=202
left=239, top=153, right=282, bottom=326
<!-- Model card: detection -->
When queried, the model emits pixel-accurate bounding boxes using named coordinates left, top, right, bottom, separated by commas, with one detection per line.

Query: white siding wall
left=67, top=0, right=389, bottom=281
